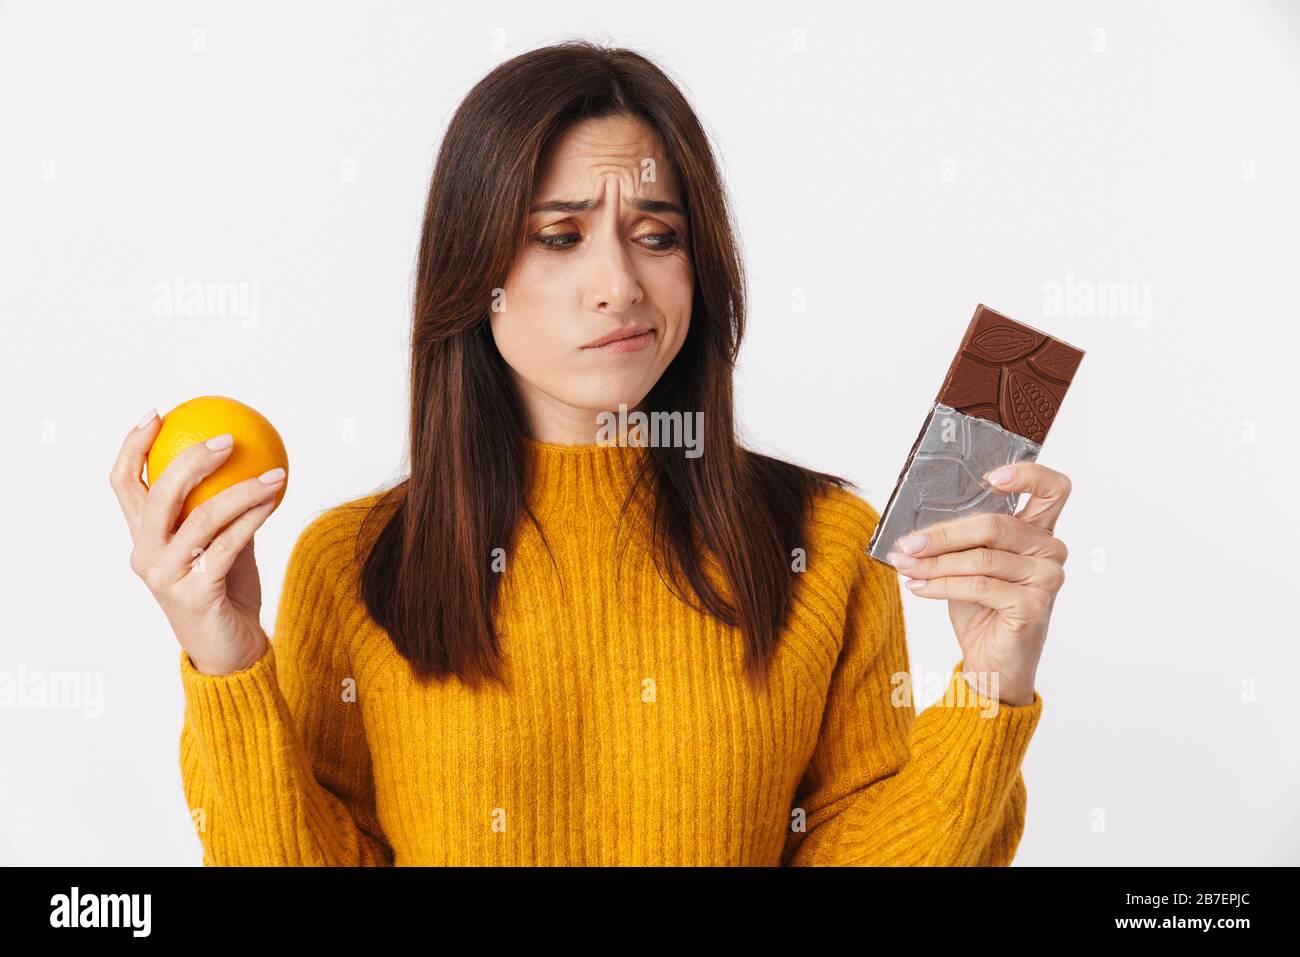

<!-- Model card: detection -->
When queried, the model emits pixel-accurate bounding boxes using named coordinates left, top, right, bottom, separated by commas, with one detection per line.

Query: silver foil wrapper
left=867, top=403, right=1042, bottom=568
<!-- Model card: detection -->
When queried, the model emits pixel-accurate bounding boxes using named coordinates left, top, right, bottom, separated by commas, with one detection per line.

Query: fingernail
left=986, top=467, right=1014, bottom=486
left=135, top=408, right=158, bottom=429
left=897, top=533, right=926, bottom=555
left=887, top=551, right=916, bottom=569
left=205, top=433, right=233, bottom=451
left=905, top=578, right=926, bottom=591
left=258, top=467, right=286, bottom=484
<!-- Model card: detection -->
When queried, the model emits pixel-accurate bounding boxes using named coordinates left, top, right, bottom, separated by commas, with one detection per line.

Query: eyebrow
left=528, top=197, right=686, bottom=216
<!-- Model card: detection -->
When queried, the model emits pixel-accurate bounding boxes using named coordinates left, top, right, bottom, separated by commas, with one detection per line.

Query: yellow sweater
left=178, top=436, right=1043, bottom=866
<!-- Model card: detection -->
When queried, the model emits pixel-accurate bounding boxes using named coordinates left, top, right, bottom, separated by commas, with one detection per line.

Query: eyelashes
left=532, top=232, right=680, bottom=252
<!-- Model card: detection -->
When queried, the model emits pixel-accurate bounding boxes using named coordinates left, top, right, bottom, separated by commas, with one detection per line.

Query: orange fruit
left=146, top=395, right=289, bottom=525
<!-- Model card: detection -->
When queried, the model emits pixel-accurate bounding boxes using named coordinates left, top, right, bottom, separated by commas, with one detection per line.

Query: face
left=490, top=113, right=693, bottom=445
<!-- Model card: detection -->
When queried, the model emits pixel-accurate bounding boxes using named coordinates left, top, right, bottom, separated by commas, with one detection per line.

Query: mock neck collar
left=521, top=435, right=653, bottom=521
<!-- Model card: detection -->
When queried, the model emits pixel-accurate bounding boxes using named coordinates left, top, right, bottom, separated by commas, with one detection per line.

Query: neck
left=521, top=434, right=652, bottom=521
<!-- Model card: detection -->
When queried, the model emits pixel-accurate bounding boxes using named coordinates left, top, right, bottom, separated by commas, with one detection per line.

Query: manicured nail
left=205, top=433, right=233, bottom=451
left=135, top=408, right=158, bottom=429
left=897, top=533, right=926, bottom=555
left=986, top=467, right=1014, bottom=486
left=905, top=578, right=926, bottom=591
left=258, top=467, right=286, bottom=484
left=887, top=551, right=916, bottom=569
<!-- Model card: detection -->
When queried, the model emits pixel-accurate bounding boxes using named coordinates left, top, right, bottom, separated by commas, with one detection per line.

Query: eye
left=534, top=232, right=581, bottom=249
left=638, top=232, right=679, bottom=251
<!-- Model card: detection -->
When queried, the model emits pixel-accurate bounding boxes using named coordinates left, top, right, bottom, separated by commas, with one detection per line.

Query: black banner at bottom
left=2, top=865, right=1277, bottom=942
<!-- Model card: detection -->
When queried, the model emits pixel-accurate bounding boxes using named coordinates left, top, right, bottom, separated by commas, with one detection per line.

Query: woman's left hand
left=885, top=462, right=1072, bottom=707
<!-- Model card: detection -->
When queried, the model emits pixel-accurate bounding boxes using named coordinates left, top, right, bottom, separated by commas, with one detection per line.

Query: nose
left=583, top=181, right=643, bottom=314
left=583, top=232, right=642, bottom=314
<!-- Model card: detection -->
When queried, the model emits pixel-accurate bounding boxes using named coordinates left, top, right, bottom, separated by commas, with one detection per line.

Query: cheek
left=492, top=259, right=568, bottom=364
left=646, top=260, right=693, bottom=347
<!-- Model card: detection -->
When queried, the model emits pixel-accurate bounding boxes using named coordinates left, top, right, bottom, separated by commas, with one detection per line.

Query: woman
left=110, top=40, right=1071, bottom=866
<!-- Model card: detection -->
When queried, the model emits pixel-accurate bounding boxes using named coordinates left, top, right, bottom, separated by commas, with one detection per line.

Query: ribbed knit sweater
left=178, top=436, right=1043, bottom=866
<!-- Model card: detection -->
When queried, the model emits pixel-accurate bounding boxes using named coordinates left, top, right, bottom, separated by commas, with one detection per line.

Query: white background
left=2, top=0, right=1297, bottom=865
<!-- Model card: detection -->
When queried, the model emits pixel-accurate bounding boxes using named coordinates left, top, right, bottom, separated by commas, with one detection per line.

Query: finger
left=887, top=546, right=1064, bottom=590
left=902, top=573, right=1021, bottom=611
left=109, top=409, right=163, bottom=540
left=154, top=470, right=285, bottom=582
left=895, top=511, right=1067, bottom=564
left=138, top=434, right=236, bottom=549
left=984, top=461, right=1072, bottom=534
left=188, top=493, right=279, bottom=584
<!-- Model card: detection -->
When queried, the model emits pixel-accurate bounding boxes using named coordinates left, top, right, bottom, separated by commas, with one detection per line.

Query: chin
left=559, top=380, right=650, bottom=418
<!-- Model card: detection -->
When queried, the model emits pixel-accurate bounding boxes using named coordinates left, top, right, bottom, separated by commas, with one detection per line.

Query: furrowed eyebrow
left=528, top=197, right=685, bottom=216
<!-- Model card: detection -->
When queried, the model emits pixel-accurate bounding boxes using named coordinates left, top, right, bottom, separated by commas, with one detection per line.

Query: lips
left=581, top=325, right=654, bottom=349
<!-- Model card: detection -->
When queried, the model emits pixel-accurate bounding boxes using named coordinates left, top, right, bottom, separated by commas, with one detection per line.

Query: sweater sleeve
left=783, top=511, right=1043, bottom=867
left=177, top=516, right=395, bottom=866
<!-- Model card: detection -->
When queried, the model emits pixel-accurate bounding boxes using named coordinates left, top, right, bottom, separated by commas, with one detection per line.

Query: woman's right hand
left=109, top=409, right=287, bottom=676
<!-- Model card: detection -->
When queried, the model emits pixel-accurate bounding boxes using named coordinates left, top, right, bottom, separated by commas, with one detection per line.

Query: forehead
left=532, top=114, right=681, bottom=200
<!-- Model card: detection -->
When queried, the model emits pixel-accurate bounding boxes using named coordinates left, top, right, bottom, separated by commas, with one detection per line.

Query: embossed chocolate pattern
left=936, top=306, right=1083, bottom=444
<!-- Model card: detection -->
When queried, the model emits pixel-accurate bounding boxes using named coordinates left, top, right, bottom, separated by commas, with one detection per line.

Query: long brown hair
left=355, top=39, right=854, bottom=691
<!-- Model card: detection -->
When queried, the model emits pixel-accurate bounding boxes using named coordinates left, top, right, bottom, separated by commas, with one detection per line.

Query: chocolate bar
left=935, top=304, right=1084, bottom=443
left=866, top=304, right=1084, bottom=568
